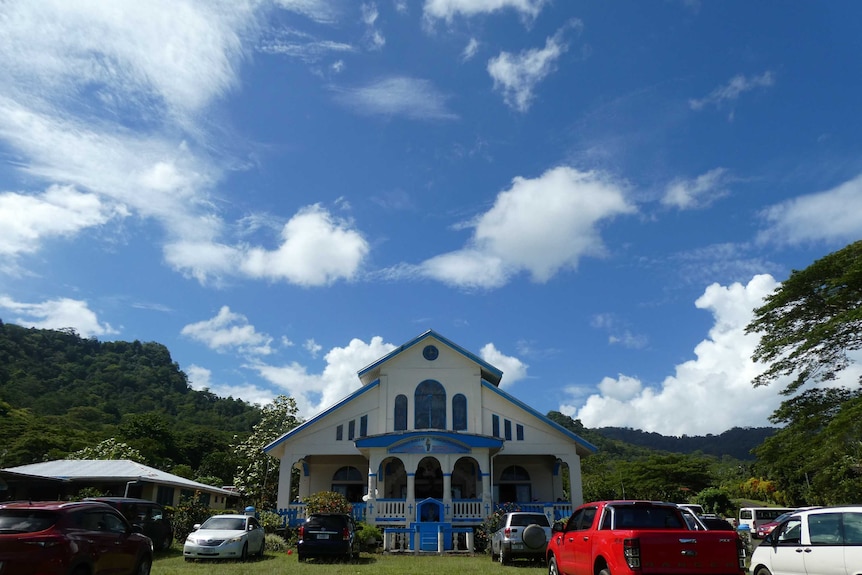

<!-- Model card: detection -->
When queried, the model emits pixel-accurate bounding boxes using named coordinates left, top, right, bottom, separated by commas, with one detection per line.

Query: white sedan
left=183, top=514, right=266, bottom=562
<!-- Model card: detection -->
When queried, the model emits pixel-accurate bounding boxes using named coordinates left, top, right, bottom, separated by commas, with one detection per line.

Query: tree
left=232, top=395, right=302, bottom=509
left=746, top=240, right=862, bottom=394
left=67, top=438, right=147, bottom=463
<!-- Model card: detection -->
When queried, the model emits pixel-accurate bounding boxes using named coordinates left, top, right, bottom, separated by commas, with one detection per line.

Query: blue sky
left=2, top=0, right=862, bottom=436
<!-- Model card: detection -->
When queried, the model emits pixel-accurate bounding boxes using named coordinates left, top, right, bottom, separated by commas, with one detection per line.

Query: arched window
left=414, top=380, right=446, bottom=429
left=452, top=394, right=467, bottom=431
left=332, top=466, right=365, bottom=502
left=394, top=394, right=408, bottom=431
left=497, top=465, right=532, bottom=503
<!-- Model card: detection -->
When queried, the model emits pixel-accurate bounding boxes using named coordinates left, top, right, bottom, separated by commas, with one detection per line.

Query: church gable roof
left=358, top=329, right=503, bottom=386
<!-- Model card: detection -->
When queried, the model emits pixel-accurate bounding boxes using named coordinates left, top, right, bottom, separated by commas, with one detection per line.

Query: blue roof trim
left=481, top=381, right=598, bottom=453
left=264, top=379, right=380, bottom=453
left=355, top=430, right=504, bottom=450
left=357, top=330, right=503, bottom=384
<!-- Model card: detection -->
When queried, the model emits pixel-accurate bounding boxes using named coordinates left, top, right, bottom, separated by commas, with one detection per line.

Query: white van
left=749, top=506, right=862, bottom=575
left=739, top=507, right=795, bottom=534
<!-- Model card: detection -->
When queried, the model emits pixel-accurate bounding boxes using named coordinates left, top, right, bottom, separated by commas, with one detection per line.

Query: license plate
left=317, top=533, right=329, bottom=540
left=511, top=543, right=523, bottom=549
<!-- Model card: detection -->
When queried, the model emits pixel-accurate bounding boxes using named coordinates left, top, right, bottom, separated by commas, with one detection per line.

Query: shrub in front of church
left=303, top=490, right=353, bottom=515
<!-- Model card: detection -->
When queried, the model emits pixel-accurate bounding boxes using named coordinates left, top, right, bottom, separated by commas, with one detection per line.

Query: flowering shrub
left=303, top=491, right=353, bottom=515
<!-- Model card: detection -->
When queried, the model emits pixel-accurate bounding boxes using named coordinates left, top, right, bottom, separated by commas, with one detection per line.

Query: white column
left=277, top=455, right=294, bottom=510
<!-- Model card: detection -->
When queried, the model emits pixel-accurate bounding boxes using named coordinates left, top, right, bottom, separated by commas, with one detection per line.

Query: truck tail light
left=623, top=538, right=641, bottom=568
left=736, top=536, right=746, bottom=568
left=342, top=527, right=350, bottom=541
left=298, top=525, right=305, bottom=540
left=504, top=527, right=512, bottom=538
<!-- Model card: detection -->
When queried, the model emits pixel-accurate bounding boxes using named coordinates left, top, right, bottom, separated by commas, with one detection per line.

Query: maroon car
left=0, top=500, right=153, bottom=575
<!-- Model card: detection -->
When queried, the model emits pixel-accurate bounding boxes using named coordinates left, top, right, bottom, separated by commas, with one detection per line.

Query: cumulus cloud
left=757, top=173, right=862, bottom=246
left=0, top=296, right=117, bottom=338
left=333, top=76, right=458, bottom=120
left=479, top=343, right=528, bottom=389
left=418, top=166, right=635, bottom=288
left=689, top=71, right=774, bottom=112
left=561, top=275, right=788, bottom=435
left=662, top=168, right=730, bottom=210
left=240, top=204, right=370, bottom=286
left=423, top=0, right=548, bottom=22
left=0, top=185, right=125, bottom=257
left=248, top=336, right=397, bottom=416
left=487, top=23, right=578, bottom=112
left=181, top=306, right=274, bottom=355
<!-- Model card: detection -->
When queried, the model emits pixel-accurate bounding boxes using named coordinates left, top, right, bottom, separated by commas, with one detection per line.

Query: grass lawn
left=153, top=547, right=547, bottom=575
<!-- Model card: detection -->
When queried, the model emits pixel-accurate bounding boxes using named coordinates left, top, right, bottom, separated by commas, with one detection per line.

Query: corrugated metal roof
left=3, top=459, right=236, bottom=496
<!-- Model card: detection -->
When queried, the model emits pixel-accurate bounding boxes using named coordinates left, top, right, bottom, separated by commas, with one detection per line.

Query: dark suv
left=0, top=500, right=153, bottom=575
left=297, top=513, right=360, bottom=561
left=87, top=497, right=173, bottom=550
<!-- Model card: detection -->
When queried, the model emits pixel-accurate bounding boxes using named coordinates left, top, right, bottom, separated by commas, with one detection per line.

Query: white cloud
left=185, top=364, right=276, bottom=406
left=689, top=71, right=774, bottom=111
left=240, top=204, right=370, bottom=286
left=181, top=306, right=274, bottom=355
left=361, top=3, right=386, bottom=50
left=561, top=274, right=787, bottom=435
left=487, top=24, right=575, bottom=112
left=757, top=173, right=862, bottom=245
left=479, top=343, right=528, bottom=389
left=249, top=336, right=397, bottom=416
left=0, top=296, right=117, bottom=338
left=462, top=38, right=480, bottom=61
left=419, top=166, right=635, bottom=288
left=333, top=77, right=457, bottom=120
left=0, top=185, right=124, bottom=257
left=662, top=168, right=729, bottom=210
left=305, top=338, right=323, bottom=358
left=423, top=0, right=548, bottom=22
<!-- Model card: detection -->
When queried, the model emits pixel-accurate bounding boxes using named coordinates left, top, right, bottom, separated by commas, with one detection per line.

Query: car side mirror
left=552, top=521, right=566, bottom=533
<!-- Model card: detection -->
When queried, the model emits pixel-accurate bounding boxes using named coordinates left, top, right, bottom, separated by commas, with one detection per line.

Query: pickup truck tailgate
left=635, top=531, right=742, bottom=573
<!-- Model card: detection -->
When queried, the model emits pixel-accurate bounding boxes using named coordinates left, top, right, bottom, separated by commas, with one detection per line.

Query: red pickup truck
left=546, top=500, right=746, bottom=575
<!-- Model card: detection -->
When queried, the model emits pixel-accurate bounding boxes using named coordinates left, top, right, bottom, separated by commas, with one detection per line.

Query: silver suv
left=490, top=511, right=552, bottom=565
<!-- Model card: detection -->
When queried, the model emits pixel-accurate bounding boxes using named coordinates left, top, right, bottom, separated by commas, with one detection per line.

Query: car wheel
left=522, top=524, right=547, bottom=549
left=135, top=555, right=152, bottom=575
left=490, top=541, right=498, bottom=561
left=598, top=569, right=611, bottom=575
left=159, top=533, right=173, bottom=551
left=754, top=568, right=772, bottom=575
left=499, top=545, right=510, bottom=565
left=547, top=556, right=559, bottom=575
left=240, top=542, right=248, bottom=561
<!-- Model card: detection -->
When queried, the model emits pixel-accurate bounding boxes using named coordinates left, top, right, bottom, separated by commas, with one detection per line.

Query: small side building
left=1, top=459, right=238, bottom=509
left=265, top=330, right=596, bottom=530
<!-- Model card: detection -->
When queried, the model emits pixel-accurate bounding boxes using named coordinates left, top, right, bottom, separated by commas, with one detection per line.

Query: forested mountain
left=591, top=426, right=775, bottom=461
left=0, top=320, right=261, bottom=483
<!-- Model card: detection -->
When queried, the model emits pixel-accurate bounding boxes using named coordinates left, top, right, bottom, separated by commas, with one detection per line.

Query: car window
left=614, top=507, right=683, bottom=529
left=202, top=517, right=245, bottom=530
left=775, top=518, right=802, bottom=544
left=808, top=512, right=842, bottom=545
left=843, top=512, right=862, bottom=545
left=0, top=510, right=59, bottom=533
left=307, top=515, right=348, bottom=531
left=511, top=514, right=549, bottom=527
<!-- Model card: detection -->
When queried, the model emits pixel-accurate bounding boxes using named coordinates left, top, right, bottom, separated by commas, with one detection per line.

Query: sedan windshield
left=201, top=517, right=245, bottom=531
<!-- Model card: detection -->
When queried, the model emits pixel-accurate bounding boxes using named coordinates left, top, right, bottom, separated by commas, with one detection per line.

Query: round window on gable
left=423, top=345, right=439, bottom=361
